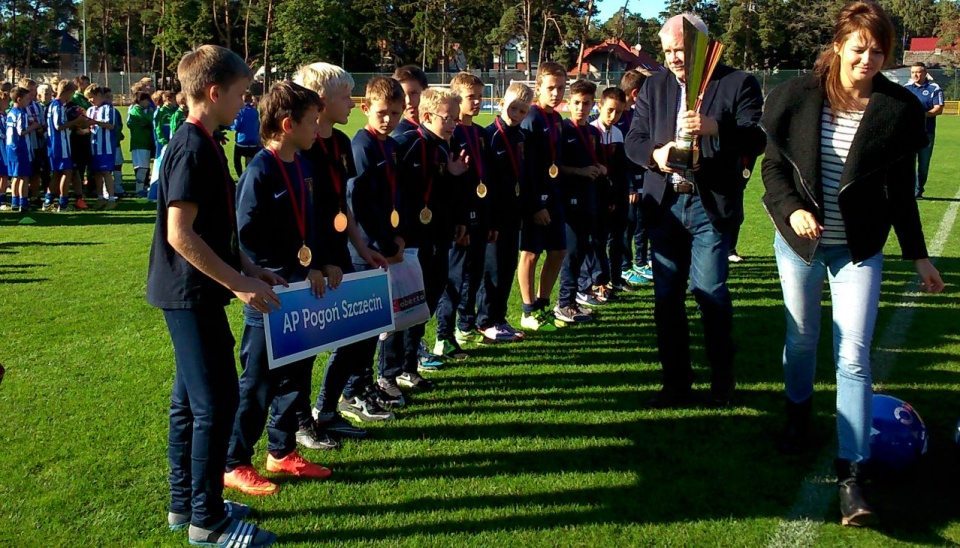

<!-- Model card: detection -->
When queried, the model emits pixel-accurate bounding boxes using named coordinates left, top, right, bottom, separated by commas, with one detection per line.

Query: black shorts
left=520, top=204, right=566, bottom=254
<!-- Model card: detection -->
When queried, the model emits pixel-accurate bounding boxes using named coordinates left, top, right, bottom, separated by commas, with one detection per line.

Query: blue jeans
left=774, top=232, right=882, bottom=463
left=225, top=321, right=314, bottom=470
left=648, top=193, right=734, bottom=389
left=163, top=307, right=239, bottom=528
left=916, top=132, right=935, bottom=196
left=476, top=224, right=520, bottom=329
left=436, top=227, right=487, bottom=338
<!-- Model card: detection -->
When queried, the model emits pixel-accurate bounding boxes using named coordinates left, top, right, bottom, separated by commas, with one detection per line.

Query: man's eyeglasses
left=429, top=112, right=458, bottom=125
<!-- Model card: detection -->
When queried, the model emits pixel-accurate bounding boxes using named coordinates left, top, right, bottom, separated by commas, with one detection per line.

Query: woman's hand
left=915, top=258, right=945, bottom=293
left=789, top=209, right=823, bottom=240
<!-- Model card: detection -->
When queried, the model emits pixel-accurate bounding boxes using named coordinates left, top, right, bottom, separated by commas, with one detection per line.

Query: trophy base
left=666, top=146, right=697, bottom=172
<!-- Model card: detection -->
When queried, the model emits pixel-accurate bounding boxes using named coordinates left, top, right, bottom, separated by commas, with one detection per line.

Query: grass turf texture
left=0, top=111, right=958, bottom=546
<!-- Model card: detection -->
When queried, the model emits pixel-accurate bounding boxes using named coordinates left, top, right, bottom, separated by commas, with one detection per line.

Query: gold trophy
left=667, top=19, right=724, bottom=172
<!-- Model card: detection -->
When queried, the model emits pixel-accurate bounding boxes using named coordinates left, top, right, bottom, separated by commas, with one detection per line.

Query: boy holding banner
left=224, top=81, right=333, bottom=497
left=336, top=76, right=408, bottom=418
left=294, top=62, right=390, bottom=444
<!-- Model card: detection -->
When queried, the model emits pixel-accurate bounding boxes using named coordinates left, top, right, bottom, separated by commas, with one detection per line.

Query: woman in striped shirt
left=760, top=1, right=944, bottom=528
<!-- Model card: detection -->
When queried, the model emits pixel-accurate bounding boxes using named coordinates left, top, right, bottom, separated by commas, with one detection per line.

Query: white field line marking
left=767, top=185, right=960, bottom=548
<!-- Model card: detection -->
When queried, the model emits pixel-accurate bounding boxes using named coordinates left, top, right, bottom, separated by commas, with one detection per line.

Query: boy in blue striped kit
left=20, top=79, right=46, bottom=208
left=104, top=88, right=126, bottom=197
left=0, top=83, right=10, bottom=210
left=5, top=87, right=41, bottom=213
left=46, top=80, right=90, bottom=212
left=84, top=84, right=118, bottom=209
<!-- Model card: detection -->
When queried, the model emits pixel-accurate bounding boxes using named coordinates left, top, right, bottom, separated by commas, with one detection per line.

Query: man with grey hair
left=625, top=13, right=765, bottom=408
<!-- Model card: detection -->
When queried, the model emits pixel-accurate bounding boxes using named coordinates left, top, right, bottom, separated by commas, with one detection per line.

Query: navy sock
left=11, top=196, right=19, bottom=208
left=0, top=195, right=6, bottom=205
left=521, top=302, right=536, bottom=315
left=59, top=195, right=69, bottom=207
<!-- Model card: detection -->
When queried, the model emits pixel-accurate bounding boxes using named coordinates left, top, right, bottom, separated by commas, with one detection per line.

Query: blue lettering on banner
left=263, top=269, right=394, bottom=368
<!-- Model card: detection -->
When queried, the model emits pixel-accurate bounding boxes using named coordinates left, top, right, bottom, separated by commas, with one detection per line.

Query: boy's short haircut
left=418, top=87, right=460, bottom=120
left=620, top=68, right=652, bottom=94
left=569, top=79, right=597, bottom=98
left=162, top=90, right=176, bottom=102
left=177, top=44, right=253, bottom=103
left=450, top=72, right=483, bottom=95
left=56, top=80, right=77, bottom=96
left=74, top=75, right=90, bottom=87
left=293, top=62, right=356, bottom=98
left=18, top=77, right=37, bottom=89
left=136, top=91, right=152, bottom=103
left=601, top=87, right=626, bottom=103
left=243, top=91, right=253, bottom=103
left=0, top=82, right=12, bottom=92
left=11, top=87, right=31, bottom=102
left=535, top=62, right=567, bottom=88
left=152, top=90, right=163, bottom=105
left=258, top=80, right=324, bottom=144
left=103, top=87, right=113, bottom=94
left=176, top=91, right=187, bottom=105
left=364, top=76, right=404, bottom=106
left=392, top=65, right=428, bottom=89
left=84, top=83, right=104, bottom=99
left=504, top=82, right=533, bottom=105
left=37, top=84, right=51, bottom=97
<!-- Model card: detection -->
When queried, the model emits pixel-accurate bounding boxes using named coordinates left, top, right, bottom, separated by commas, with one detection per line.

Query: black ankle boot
left=835, top=458, right=878, bottom=527
left=777, top=397, right=812, bottom=454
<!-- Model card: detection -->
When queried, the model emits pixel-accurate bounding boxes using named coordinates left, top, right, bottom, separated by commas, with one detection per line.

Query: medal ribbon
left=416, top=128, right=437, bottom=206
left=536, top=105, right=558, bottom=168
left=460, top=123, right=484, bottom=182
left=317, top=134, right=346, bottom=210
left=267, top=148, right=307, bottom=246
left=495, top=117, right=520, bottom=180
left=595, top=123, right=611, bottom=168
left=572, top=122, right=599, bottom=166
left=187, top=116, right=235, bottom=229
left=366, top=125, right=399, bottom=213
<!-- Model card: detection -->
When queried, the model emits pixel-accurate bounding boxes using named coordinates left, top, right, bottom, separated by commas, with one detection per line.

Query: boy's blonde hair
left=502, top=82, right=533, bottom=106
left=363, top=76, right=404, bottom=106
left=84, top=83, right=104, bottom=99
left=293, top=62, right=355, bottom=98
left=18, top=77, right=37, bottom=89
left=176, top=91, right=187, bottom=106
left=37, top=84, right=51, bottom=97
left=450, top=72, right=483, bottom=95
left=418, top=87, right=460, bottom=120
left=177, top=45, right=252, bottom=102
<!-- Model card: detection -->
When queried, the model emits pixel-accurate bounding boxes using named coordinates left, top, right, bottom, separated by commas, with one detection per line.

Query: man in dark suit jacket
left=625, top=13, right=765, bottom=408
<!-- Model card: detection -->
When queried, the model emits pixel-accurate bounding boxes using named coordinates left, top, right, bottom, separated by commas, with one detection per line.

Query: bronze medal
left=742, top=168, right=751, bottom=179
left=298, top=244, right=312, bottom=267
left=549, top=164, right=559, bottom=178
left=333, top=211, right=348, bottom=233
left=419, top=206, right=433, bottom=224
left=390, top=209, right=400, bottom=228
left=477, top=181, right=488, bottom=198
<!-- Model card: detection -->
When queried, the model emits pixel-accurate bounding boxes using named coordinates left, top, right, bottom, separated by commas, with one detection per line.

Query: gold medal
left=298, top=244, right=312, bottom=267
left=477, top=181, right=488, bottom=198
left=419, top=206, right=433, bottom=225
left=549, top=164, right=559, bottom=178
left=742, top=168, right=751, bottom=179
left=390, top=209, right=400, bottom=228
left=333, top=211, right=348, bottom=233
left=515, top=183, right=521, bottom=197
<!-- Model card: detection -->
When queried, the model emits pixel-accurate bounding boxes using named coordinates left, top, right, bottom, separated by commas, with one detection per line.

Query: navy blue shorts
left=520, top=205, right=566, bottom=254
left=91, top=153, right=114, bottom=173
left=6, top=156, right=33, bottom=178
left=49, top=155, right=74, bottom=172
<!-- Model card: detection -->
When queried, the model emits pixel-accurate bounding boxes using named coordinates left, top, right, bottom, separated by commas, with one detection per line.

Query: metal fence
left=10, top=70, right=155, bottom=104
left=345, top=68, right=960, bottom=103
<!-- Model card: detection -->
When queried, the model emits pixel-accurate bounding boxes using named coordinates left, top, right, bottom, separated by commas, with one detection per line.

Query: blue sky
left=596, top=0, right=664, bottom=22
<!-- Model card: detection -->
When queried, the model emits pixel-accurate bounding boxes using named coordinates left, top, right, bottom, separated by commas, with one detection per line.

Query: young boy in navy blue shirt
left=477, top=82, right=533, bottom=342
left=518, top=62, right=567, bottom=333
left=435, top=72, right=494, bottom=354
left=224, top=80, right=333, bottom=499
left=231, top=91, right=261, bottom=176
left=391, top=65, right=428, bottom=138
left=617, top=69, right=654, bottom=287
left=293, top=62, right=389, bottom=442
left=379, top=87, right=469, bottom=401
left=146, top=45, right=277, bottom=548
left=555, top=79, right=605, bottom=324
left=333, top=76, right=408, bottom=420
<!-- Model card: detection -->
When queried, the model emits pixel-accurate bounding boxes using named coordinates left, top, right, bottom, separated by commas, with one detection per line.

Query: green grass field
left=1, top=111, right=958, bottom=547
